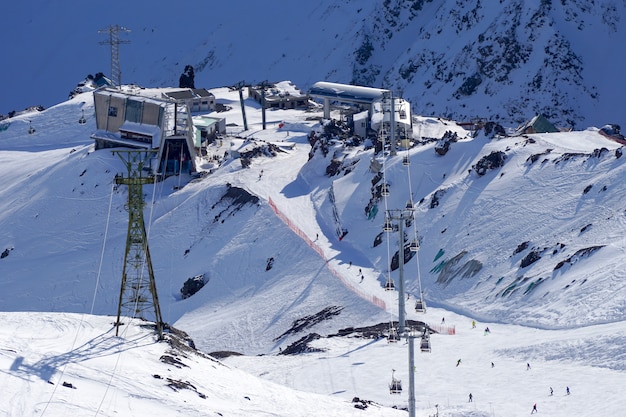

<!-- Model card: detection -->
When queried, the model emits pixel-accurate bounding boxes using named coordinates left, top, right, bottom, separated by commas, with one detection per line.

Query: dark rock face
left=473, top=151, right=507, bottom=175
left=520, top=250, right=541, bottom=268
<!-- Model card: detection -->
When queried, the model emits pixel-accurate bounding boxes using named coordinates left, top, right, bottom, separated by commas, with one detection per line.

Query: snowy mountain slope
left=346, top=0, right=626, bottom=128
left=1, top=86, right=626, bottom=416
left=0, top=312, right=406, bottom=417
left=223, top=312, right=626, bottom=416
left=2, top=88, right=626, bottom=340
left=2, top=0, right=625, bottom=129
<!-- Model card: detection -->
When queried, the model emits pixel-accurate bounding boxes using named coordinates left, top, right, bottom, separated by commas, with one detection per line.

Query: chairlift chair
left=420, top=331, right=431, bottom=352
left=414, top=298, right=426, bottom=312
left=409, top=239, right=419, bottom=252
left=381, top=183, right=390, bottom=197
left=402, top=155, right=410, bottom=166
left=28, top=121, right=35, bottom=134
left=78, top=110, right=86, bottom=124
left=384, top=277, right=395, bottom=291
left=387, top=326, right=400, bottom=343
left=389, top=370, right=402, bottom=394
left=383, top=219, right=393, bottom=232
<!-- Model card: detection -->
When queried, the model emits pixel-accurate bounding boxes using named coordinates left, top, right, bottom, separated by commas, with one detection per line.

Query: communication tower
left=98, top=24, right=131, bottom=87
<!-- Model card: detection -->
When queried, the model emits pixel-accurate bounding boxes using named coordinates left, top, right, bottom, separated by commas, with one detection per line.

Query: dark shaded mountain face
left=2, top=0, right=623, bottom=129
left=349, top=0, right=624, bottom=129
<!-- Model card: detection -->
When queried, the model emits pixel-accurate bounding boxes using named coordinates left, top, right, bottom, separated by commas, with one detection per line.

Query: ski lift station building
left=308, top=81, right=412, bottom=139
left=91, top=87, right=197, bottom=176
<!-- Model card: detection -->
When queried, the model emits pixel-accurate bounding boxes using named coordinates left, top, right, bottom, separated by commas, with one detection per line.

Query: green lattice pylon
left=113, top=150, right=163, bottom=339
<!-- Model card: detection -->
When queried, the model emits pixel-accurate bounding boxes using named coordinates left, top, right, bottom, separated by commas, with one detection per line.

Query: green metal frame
left=113, top=150, right=164, bottom=339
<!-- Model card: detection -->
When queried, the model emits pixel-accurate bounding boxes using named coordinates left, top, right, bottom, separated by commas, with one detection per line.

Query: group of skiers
left=460, top=319, right=572, bottom=414
left=468, top=387, right=571, bottom=414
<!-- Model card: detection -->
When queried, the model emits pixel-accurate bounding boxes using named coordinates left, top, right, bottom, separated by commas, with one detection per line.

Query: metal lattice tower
left=113, top=150, right=163, bottom=339
left=98, top=24, right=131, bottom=87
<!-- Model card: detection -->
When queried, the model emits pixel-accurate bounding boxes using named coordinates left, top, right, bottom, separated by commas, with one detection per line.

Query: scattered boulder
left=520, top=250, right=541, bottom=268
left=274, top=306, right=343, bottom=341
left=160, top=354, right=188, bottom=369
left=265, top=257, right=274, bottom=271
left=473, top=151, right=507, bottom=175
left=554, top=246, right=604, bottom=270
left=180, top=274, right=206, bottom=299
left=279, top=333, right=323, bottom=355
left=512, top=241, right=530, bottom=256
left=434, top=139, right=450, bottom=155
left=430, top=189, right=446, bottom=208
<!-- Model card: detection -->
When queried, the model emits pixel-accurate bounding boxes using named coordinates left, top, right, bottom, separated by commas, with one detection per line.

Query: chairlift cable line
left=95, top=175, right=155, bottom=415
left=92, top=182, right=134, bottom=416
left=94, top=296, right=141, bottom=417
left=406, top=122, right=425, bottom=312
left=40, top=182, right=117, bottom=417
left=151, top=143, right=171, bottom=321
left=90, top=182, right=116, bottom=315
left=380, top=126, right=396, bottom=335
left=97, top=172, right=161, bottom=416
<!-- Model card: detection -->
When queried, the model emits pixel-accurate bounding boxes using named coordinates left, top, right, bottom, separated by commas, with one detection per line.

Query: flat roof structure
left=309, top=82, right=387, bottom=103
left=308, top=81, right=389, bottom=119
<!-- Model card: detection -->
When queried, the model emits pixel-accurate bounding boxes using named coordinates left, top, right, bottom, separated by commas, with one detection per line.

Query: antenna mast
left=98, top=24, right=131, bottom=87
left=113, top=150, right=163, bottom=339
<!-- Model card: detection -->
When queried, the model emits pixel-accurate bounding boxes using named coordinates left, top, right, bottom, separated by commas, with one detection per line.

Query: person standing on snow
left=531, top=403, right=538, bottom=414
left=456, top=359, right=462, bottom=367
left=468, top=393, right=473, bottom=402
left=550, top=387, right=553, bottom=396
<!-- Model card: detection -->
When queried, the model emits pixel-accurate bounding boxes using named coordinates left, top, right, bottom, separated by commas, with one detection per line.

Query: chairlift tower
left=257, top=80, right=271, bottom=130
left=233, top=80, right=249, bottom=131
left=99, top=24, right=131, bottom=87
left=383, top=208, right=413, bottom=333
left=113, top=150, right=164, bottom=339
left=384, top=206, right=420, bottom=417
left=383, top=90, right=397, bottom=156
